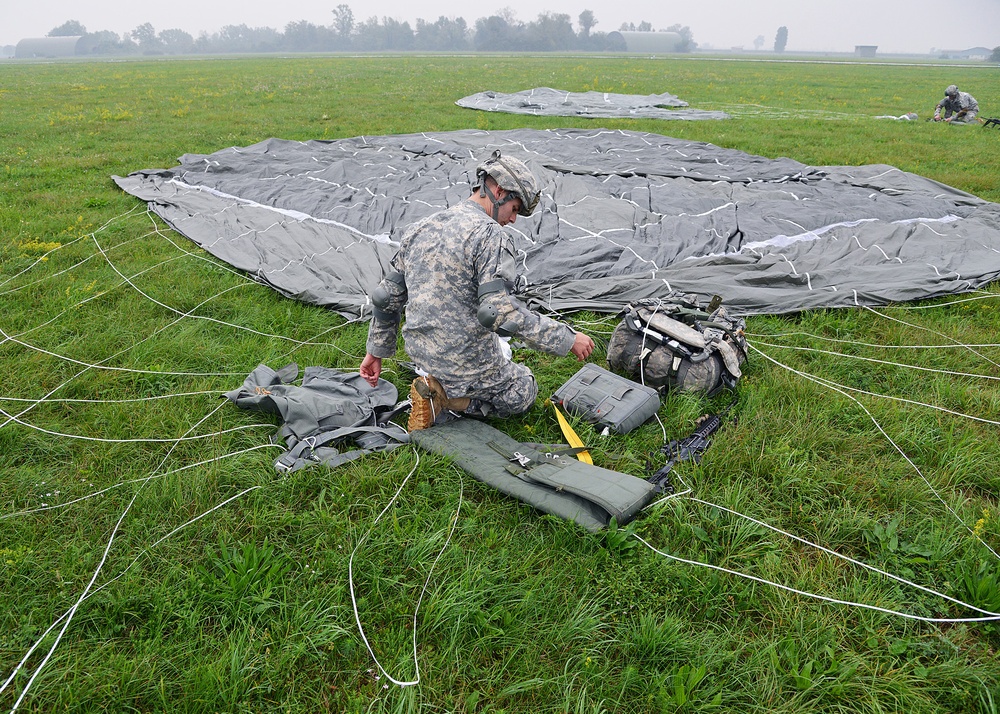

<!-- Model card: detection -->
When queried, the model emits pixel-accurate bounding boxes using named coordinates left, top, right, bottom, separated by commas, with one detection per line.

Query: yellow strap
left=549, top=400, right=593, bottom=464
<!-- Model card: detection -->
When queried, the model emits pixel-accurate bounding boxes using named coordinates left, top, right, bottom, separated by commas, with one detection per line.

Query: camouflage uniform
left=935, top=87, right=979, bottom=123
left=366, top=199, right=576, bottom=417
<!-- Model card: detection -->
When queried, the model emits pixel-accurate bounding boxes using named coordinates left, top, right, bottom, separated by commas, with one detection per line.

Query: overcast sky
left=3, top=0, right=998, bottom=54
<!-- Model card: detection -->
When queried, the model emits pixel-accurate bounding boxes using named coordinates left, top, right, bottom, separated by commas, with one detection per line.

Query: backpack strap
left=275, top=422, right=409, bottom=473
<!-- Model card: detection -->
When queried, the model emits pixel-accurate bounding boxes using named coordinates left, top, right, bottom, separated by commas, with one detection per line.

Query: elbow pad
left=370, top=271, right=407, bottom=323
left=477, top=302, right=499, bottom=329
left=477, top=279, right=518, bottom=337
left=477, top=303, right=517, bottom=337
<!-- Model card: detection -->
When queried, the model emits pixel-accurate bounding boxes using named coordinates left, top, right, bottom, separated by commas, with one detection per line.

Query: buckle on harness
left=275, top=435, right=320, bottom=473
left=510, top=451, right=532, bottom=467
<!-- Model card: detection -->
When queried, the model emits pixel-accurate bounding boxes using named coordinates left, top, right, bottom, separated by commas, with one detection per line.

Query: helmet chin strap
left=479, top=181, right=516, bottom=222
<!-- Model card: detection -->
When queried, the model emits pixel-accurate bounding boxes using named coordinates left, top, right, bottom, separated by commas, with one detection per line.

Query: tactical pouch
left=552, top=363, right=660, bottom=435
left=410, top=417, right=656, bottom=532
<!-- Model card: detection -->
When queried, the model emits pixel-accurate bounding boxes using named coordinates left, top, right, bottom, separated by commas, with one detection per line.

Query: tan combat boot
left=407, top=376, right=471, bottom=432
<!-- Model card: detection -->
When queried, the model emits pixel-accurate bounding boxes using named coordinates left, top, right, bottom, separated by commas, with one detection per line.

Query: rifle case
left=410, top=417, right=656, bottom=533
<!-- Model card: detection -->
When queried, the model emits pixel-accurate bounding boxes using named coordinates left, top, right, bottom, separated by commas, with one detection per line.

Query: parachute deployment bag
left=410, top=417, right=657, bottom=532
left=552, top=363, right=660, bottom=435
left=607, top=294, right=747, bottom=396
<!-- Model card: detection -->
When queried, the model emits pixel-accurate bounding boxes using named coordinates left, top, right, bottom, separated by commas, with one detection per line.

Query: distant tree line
left=44, top=9, right=697, bottom=55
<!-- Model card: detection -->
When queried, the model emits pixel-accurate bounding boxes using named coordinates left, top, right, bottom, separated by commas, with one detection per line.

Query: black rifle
left=647, top=396, right=737, bottom=494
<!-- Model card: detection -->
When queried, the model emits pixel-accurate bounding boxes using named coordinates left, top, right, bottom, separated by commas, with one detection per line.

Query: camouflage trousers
left=441, top=360, right=538, bottom=418
left=950, top=111, right=979, bottom=123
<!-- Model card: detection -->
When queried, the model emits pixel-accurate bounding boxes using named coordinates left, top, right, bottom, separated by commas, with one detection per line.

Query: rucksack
left=224, top=363, right=409, bottom=472
left=606, top=293, right=747, bottom=396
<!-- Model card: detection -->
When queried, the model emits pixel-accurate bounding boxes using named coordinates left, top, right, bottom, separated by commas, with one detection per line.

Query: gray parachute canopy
left=455, top=87, right=730, bottom=121
left=113, top=128, right=1000, bottom=318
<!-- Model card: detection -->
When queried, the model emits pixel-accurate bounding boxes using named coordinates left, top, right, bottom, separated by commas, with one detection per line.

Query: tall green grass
left=2, top=55, right=1000, bottom=713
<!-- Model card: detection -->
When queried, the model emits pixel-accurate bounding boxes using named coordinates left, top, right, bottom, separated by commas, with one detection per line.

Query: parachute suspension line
left=1, top=480, right=267, bottom=705
left=0, top=322, right=266, bottom=441
left=684, top=496, right=1000, bottom=617
left=887, top=291, right=1000, bottom=311
left=150, top=212, right=370, bottom=356
left=107, top=225, right=365, bottom=359
left=272, top=313, right=369, bottom=363
left=0, top=443, right=279, bottom=522
left=0, top=233, right=152, bottom=300
left=349, top=448, right=463, bottom=688
left=148, top=212, right=252, bottom=279
left=1, top=227, right=311, bottom=437
left=0, top=402, right=269, bottom=444
left=750, top=339, right=1000, bottom=382
left=92, top=233, right=355, bottom=353
left=0, top=390, right=221, bottom=405
left=746, top=328, right=1000, bottom=351
left=638, top=339, right=1000, bottom=628
left=0, top=247, right=193, bottom=344
left=751, top=346, right=1000, bottom=427
left=1, top=204, right=360, bottom=707
left=2, top=206, right=350, bottom=356
left=862, top=304, right=1000, bottom=370
left=3, top=398, right=230, bottom=712
left=0, top=203, right=144, bottom=292
left=750, top=342, right=1000, bottom=561
left=0, top=324, right=244, bottom=379
left=632, top=532, right=1000, bottom=624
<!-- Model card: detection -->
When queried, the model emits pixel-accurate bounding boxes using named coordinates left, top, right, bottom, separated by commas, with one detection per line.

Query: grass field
left=2, top=54, right=1000, bottom=713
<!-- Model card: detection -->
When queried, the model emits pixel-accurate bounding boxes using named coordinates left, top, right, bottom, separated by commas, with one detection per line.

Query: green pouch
left=411, top=418, right=656, bottom=532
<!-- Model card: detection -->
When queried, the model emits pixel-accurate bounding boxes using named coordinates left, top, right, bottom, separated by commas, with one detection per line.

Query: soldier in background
left=934, top=84, right=979, bottom=123
left=359, top=151, right=594, bottom=432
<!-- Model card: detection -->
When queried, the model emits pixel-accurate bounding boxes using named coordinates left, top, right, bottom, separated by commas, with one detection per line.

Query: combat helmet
left=945, top=84, right=959, bottom=97
left=475, top=150, right=541, bottom=219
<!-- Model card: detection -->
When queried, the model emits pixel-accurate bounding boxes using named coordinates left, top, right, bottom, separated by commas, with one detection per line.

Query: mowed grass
left=2, top=54, right=1000, bottom=713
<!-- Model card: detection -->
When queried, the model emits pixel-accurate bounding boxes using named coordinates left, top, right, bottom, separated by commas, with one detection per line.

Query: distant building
left=607, top=31, right=684, bottom=54
left=14, top=36, right=83, bottom=58
left=939, top=47, right=992, bottom=60
left=854, top=45, right=878, bottom=58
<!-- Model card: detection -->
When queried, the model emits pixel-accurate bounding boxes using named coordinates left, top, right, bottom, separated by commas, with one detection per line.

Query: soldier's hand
left=570, top=332, right=595, bottom=361
left=360, top=353, right=382, bottom=387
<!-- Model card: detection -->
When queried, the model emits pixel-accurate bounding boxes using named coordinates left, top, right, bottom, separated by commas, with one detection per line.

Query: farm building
left=854, top=45, right=878, bottom=57
left=15, top=36, right=83, bottom=58
left=606, top=31, right=684, bottom=54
